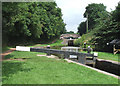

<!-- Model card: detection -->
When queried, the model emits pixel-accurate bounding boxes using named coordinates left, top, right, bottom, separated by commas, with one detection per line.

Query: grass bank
left=81, top=51, right=119, bottom=62
left=97, top=52, right=119, bottom=62
left=2, top=51, right=118, bottom=84
left=28, top=40, right=64, bottom=47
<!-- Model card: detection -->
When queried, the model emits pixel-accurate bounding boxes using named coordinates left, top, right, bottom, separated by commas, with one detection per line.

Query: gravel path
left=0, top=48, right=16, bottom=61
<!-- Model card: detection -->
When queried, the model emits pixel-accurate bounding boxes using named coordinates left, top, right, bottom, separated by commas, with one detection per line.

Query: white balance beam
left=93, top=52, right=98, bottom=57
left=16, top=46, right=30, bottom=51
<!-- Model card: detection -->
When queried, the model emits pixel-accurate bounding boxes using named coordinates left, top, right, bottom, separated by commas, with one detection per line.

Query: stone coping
left=64, top=59, right=119, bottom=79
left=97, top=59, right=120, bottom=65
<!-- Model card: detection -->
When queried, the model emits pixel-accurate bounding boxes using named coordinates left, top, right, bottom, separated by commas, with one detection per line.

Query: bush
left=74, top=34, right=89, bottom=47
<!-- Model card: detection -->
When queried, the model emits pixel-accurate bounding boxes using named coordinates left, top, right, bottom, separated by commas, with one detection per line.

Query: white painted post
left=16, top=46, right=30, bottom=51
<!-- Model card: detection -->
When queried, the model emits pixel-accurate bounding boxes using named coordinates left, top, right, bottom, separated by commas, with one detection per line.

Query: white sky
left=55, top=0, right=120, bottom=33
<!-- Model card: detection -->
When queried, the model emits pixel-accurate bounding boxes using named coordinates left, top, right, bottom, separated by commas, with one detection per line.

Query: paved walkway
left=37, top=54, right=60, bottom=60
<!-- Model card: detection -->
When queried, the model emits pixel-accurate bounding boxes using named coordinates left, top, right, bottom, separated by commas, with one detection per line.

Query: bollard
left=46, top=45, right=51, bottom=56
left=84, top=42, right=86, bottom=48
left=87, top=46, right=92, bottom=54
left=47, top=45, right=50, bottom=49
left=93, top=52, right=98, bottom=67
left=84, top=42, right=86, bottom=51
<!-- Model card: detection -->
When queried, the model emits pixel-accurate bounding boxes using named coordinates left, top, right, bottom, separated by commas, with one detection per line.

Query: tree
left=113, top=2, right=120, bottom=22
left=2, top=2, right=66, bottom=45
left=77, top=21, right=86, bottom=36
left=84, top=3, right=107, bottom=30
left=92, top=2, right=120, bottom=51
left=77, top=3, right=107, bottom=36
left=66, top=31, right=74, bottom=34
left=77, top=2, right=120, bottom=52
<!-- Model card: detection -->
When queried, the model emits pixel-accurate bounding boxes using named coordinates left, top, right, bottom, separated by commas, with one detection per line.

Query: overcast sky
left=55, top=0, right=120, bottom=33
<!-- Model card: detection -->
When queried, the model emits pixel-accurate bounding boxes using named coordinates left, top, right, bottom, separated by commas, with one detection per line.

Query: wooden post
left=64, top=53, right=69, bottom=59
left=92, top=55, right=97, bottom=67
left=113, top=45, right=115, bottom=54
left=78, top=54, right=86, bottom=64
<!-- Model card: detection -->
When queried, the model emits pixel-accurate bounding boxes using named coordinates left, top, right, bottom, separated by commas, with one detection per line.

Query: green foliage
left=74, top=32, right=94, bottom=47
left=78, top=3, right=107, bottom=36
left=2, top=2, right=66, bottom=45
left=28, top=39, right=64, bottom=47
left=112, top=2, right=120, bottom=22
left=77, top=2, right=120, bottom=52
left=3, top=51, right=118, bottom=84
left=84, top=3, right=107, bottom=30
left=66, top=31, right=74, bottom=34
left=77, top=21, right=86, bottom=36
left=74, top=37, right=85, bottom=47
left=91, top=3, right=120, bottom=51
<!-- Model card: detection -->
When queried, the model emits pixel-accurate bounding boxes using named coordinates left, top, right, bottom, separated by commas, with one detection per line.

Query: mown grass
left=3, top=51, right=45, bottom=59
left=97, top=52, right=119, bottom=62
left=2, top=51, right=118, bottom=84
left=80, top=51, right=119, bottom=62
left=28, top=40, right=64, bottom=47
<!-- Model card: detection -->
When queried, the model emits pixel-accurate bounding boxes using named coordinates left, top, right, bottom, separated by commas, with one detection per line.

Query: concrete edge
left=64, top=59, right=120, bottom=79
left=97, top=58, right=120, bottom=65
